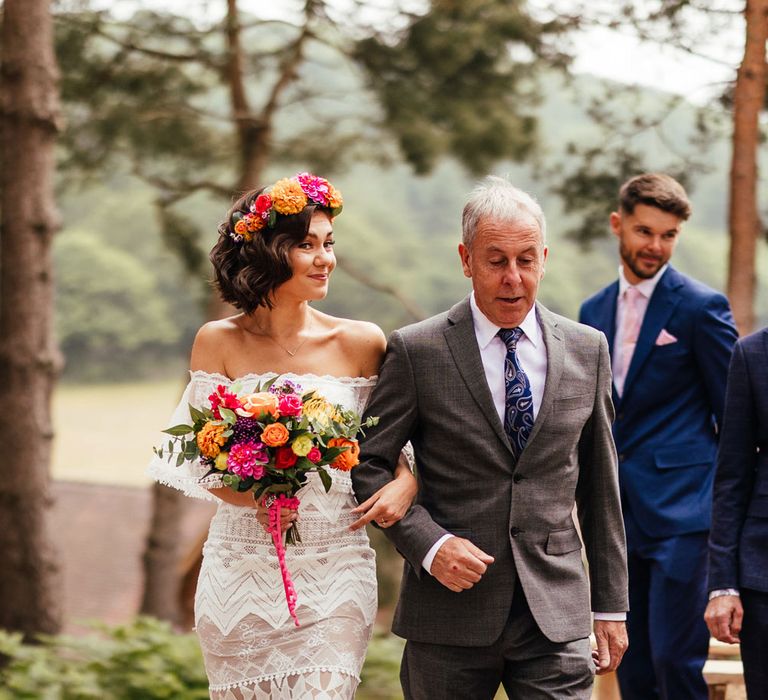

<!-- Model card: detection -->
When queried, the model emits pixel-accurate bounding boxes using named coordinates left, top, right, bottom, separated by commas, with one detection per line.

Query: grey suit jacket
left=353, top=297, right=628, bottom=646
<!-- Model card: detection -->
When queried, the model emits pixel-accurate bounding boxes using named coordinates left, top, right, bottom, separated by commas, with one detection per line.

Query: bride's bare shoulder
left=320, top=314, right=386, bottom=376
left=190, top=316, right=244, bottom=373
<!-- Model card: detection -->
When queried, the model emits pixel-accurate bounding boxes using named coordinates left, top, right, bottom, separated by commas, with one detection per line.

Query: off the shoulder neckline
left=188, top=369, right=378, bottom=386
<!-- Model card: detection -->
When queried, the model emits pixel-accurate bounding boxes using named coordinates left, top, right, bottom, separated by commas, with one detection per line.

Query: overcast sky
left=91, top=0, right=742, bottom=104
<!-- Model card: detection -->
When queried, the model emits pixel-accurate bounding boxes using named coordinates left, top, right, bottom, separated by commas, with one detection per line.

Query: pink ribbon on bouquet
left=266, top=494, right=301, bottom=627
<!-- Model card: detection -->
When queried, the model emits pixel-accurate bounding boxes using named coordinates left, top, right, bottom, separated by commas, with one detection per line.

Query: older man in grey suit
left=352, top=176, right=629, bottom=699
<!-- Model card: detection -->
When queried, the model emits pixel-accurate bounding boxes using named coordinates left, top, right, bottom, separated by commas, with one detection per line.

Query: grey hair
left=461, top=175, right=547, bottom=248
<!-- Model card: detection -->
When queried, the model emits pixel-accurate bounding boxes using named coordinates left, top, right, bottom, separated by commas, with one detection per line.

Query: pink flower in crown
left=228, top=440, right=268, bottom=479
left=295, top=172, right=330, bottom=206
left=252, top=193, right=273, bottom=221
left=278, top=393, right=303, bottom=417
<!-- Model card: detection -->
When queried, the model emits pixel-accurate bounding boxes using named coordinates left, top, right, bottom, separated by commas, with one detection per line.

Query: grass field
left=52, top=378, right=186, bottom=487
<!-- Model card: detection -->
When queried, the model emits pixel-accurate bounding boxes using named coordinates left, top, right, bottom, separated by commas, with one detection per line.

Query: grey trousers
left=400, top=583, right=594, bottom=700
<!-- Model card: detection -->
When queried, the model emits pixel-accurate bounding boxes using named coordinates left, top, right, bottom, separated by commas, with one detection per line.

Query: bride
left=148, top=173, right=417, bottom=699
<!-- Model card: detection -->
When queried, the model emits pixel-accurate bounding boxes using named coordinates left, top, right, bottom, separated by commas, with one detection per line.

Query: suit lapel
left=522, top=303, right=564, bottom=453
left=444, top=297, right=513, bottom=454
left=596, top=281, right=620, bottom=361
left=622, top=267, right=683, bottom=395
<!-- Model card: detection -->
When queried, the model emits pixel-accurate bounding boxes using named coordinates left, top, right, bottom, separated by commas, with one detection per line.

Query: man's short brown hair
left=619, top=173, right=691, bottom=220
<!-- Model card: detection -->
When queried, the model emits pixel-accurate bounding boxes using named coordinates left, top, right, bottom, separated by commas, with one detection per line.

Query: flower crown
left=229, top=172, right=343, bottom=243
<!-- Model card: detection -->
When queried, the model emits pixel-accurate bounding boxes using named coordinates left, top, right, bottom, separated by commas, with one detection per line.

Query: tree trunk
left=0, top=0, right=62, bottom=639
left=139, top=482, right=184, bottom=624
left=727, top=0, right=768, bottom=336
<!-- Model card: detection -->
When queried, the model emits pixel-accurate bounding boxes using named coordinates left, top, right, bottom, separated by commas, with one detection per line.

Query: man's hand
left=430, top=537, right=494, bottom=592
left=592, top=620, right=628, bottom=675
left=704, top=594, right=743, bottom=644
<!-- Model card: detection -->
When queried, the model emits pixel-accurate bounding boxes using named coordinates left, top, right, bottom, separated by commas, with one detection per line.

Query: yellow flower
left=271, top=178, right=307, bottom=215
left=214, top=451, right=229, bottom=471
left=291, top=433, right=315, bottom=457
left=302, top=396, right=336, bottom=425
left=327, top=184, right=343, bottom=209
left=197, top=422, right=227, bottom=458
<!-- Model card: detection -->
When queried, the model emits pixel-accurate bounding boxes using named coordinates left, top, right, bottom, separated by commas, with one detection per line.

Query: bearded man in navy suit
left=579, top=173, right=738, bottom=700
left=705, top=327, right=768, bottom=699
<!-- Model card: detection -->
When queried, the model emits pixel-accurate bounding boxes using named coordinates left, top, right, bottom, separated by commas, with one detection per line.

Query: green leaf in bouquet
left=230, top=380, right=243, bottom=395
left=323, top=446, right=347, bottom=462
left=294, top=457, right=313, bottom=471
left=222, top=474, right=241, bottom=488
left=317, top=467, right=332, bottom=493
left=153, top=447, right=163, bottom=458
left=163, top=424, right=194, bottom=436
left=267, top=483, right=293, bottom=494
left=222, top=429, right=234, bottom=438
left=365, top=416, right=380, bottom=427
left=175, top=452, right=186, bottom=467
left=183, top=442, right=199, bottom=460
left=219, top=407, right=238, bottom=424
left=189, top=405, right=208, bottom=425
left=261, top=375, right=280, bottom=392
left=167, top=440, right=174, bottom=452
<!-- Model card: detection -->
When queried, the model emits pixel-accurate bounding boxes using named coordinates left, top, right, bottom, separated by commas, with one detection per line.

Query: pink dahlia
left=228, top=440, right=268, bottom=479
left=295, top=172, right=330, bottom=206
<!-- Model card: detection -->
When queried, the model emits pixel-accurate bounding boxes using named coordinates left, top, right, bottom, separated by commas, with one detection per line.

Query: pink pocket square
left=655, top=329, right=678, bottom=346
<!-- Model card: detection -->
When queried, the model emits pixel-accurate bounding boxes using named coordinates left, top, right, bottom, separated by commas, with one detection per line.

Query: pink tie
left=616, top=286, right=643, bottom=395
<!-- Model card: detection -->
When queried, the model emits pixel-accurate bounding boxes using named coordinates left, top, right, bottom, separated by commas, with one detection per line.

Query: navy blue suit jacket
left=580, top=266, right=737, bottom=540
left=708, top=328, right=768, bottom=593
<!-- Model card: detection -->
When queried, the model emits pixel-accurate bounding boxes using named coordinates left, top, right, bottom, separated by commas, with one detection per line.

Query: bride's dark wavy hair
left=210, top=188, right=330, bottom=312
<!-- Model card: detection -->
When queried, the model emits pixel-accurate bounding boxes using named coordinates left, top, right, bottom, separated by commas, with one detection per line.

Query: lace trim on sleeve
left=146, top=372, right=225, bottom=501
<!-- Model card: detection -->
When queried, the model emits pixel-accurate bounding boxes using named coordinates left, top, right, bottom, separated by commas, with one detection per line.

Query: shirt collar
left=469, top=292, right=541, bottom=350
left=618, top=263, right=668, bottom=299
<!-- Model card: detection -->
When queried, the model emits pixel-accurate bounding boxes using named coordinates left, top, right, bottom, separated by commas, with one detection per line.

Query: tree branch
left=335, top=254, right=426, bottom=322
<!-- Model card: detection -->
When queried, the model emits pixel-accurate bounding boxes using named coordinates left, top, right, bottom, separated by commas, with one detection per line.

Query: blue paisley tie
left=498, top=328, right=534, bottom=459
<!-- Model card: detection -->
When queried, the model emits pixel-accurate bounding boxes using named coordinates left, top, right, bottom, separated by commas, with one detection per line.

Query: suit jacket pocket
left=654, top=444, right=715, bottom=470
left=545, top=528, right=582, bottom=555
left=554, top=394, right=593, bottom=411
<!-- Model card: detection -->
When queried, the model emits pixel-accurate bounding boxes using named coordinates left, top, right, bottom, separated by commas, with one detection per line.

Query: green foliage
left=54, top=231, right=182, bottom=380
left=357, top=631, right=406, bottom=700
left=0, top=618, right=406, bottom=700
left=0, top=617, right=208, bottom=700
left=355, top=0, right=570, bottom=174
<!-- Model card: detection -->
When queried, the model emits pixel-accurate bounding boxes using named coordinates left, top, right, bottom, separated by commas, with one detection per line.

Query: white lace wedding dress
left=148, top=371, right=378, bottom=699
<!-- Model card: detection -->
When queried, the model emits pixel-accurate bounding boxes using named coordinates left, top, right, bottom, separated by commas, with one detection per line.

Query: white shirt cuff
left=422, top=534, right=455, bottom=574
left=593, top=612, right=627, bottom=621
left=709, top=588, right=740, bottom=600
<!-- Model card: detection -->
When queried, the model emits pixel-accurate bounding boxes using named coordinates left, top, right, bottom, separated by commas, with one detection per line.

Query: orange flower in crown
left=228, top=173, right=343, bottom=243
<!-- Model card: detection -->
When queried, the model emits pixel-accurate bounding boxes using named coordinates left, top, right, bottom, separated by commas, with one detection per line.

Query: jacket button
left=510, top=527, right=522, bottom=537
left=513, top=474, right=524, bottom=483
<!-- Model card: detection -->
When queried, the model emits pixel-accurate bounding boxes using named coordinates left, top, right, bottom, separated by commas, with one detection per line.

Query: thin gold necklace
left=249, top=313, right=313, bottom=357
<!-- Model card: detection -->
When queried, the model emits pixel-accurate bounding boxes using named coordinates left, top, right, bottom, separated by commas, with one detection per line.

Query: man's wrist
left=421, top=534, right=454, bottom=574
left=593, top=612, right=626, bottom=621
left=709, top=588, right=740, bottom=600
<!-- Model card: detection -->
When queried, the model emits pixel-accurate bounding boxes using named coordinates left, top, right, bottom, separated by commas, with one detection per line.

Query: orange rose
left=328, top=437, right=360, bottom=471
left=197, top=422, right=227, bottom=458
left=261, top=422, right=289, bottom=447
left=237, top=392, right=279, bottom=419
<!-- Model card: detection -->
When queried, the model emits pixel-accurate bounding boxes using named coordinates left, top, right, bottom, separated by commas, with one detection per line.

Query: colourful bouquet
left=154, top=377, right=378, bottom=626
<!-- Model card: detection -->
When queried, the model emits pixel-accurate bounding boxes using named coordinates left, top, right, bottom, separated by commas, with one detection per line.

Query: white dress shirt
left=422, top=294, right=625, bottom=621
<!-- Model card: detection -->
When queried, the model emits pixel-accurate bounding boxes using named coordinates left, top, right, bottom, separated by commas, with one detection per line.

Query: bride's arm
left=349, top=450, right=417, bottom=531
